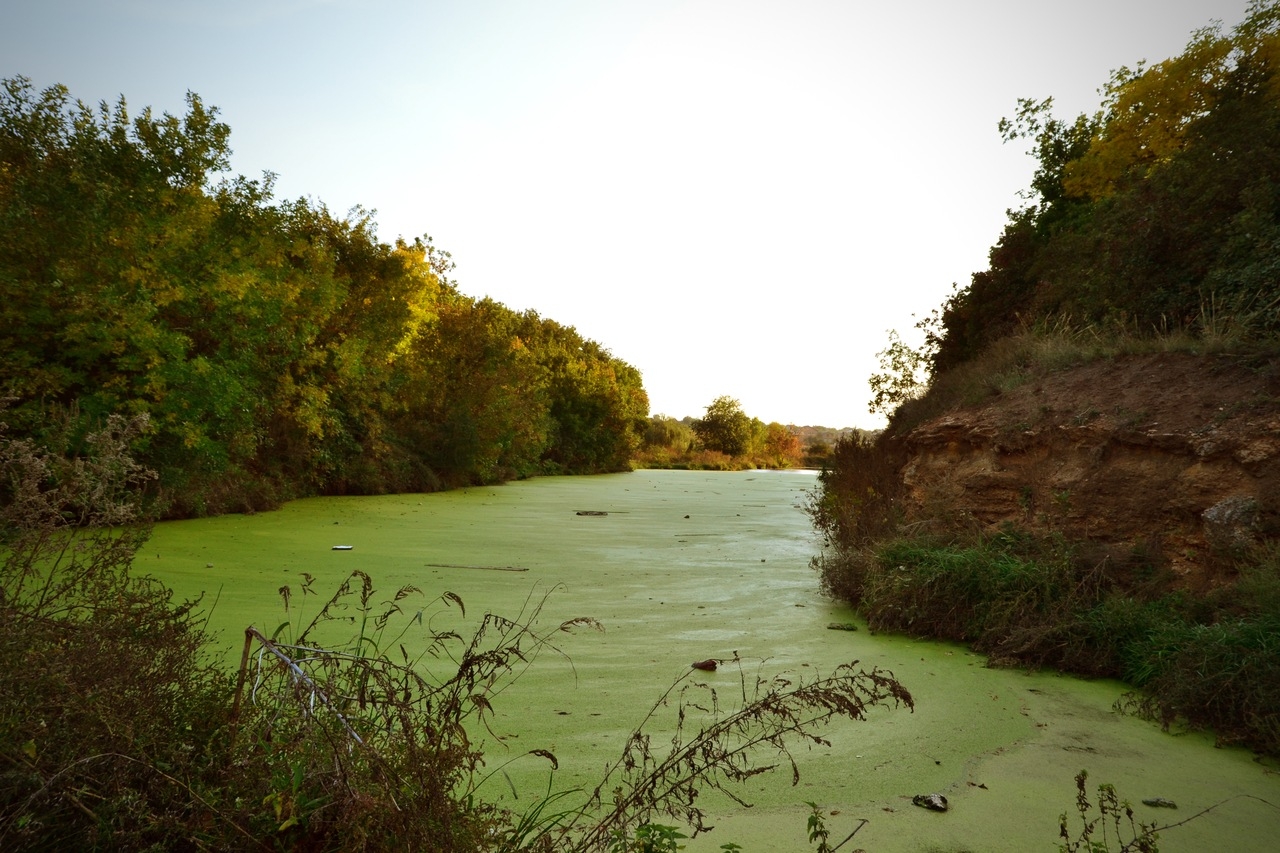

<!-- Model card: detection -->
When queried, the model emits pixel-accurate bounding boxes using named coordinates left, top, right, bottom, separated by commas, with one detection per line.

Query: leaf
left=21, top=739, right=36, bottom=760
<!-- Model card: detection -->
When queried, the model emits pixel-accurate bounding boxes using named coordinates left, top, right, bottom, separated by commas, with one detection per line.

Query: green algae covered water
left=143, top=469, right=1280, bottom=852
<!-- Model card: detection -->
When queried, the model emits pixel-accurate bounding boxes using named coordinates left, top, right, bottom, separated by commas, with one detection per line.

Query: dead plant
left=551, top=655, right=913, bottom=851
left=229, top=574, right=603, bottom=851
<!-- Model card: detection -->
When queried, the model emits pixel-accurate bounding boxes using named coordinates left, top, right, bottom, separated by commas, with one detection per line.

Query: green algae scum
left=143, top=470, right=1280, bottom=852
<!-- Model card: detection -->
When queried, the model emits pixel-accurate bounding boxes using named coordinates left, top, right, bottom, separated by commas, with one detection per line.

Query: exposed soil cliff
left=896, top=352, right=1280, bottom=588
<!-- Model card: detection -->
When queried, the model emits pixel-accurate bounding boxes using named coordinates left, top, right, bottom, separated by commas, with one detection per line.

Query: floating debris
left=423, top=562, right=529, bottom=572
left=912, top=793, right=949, bottom=812
left=1142, top=798, right=1178, bottom=809
left=332, top=545, right=353, bottom=550
left=576, top=510, right=608, bottom=516
left=691, top=659, right=718, bottom=672
left=827, top=622, right=859, bottom=631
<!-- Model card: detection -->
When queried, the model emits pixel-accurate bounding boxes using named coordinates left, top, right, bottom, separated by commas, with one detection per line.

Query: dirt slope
left=896, top=352, right=1280, bottom=587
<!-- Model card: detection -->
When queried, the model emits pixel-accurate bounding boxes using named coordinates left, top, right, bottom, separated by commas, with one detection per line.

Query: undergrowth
left=812, top=521, right=1280, bottom=754
left=887, top=322, right=1280, bottom=437
left=1059, top=770, right=1161, bottom=853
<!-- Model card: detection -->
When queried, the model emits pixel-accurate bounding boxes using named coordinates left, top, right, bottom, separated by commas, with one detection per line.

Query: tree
left=401, top=296, right=551, bottom=485
left=762, top=421, right=802, bottom=468
left=925, top=0, right=1280, bottom=380
left=0, top=76, right=653, bottom=512
left=515, top=313, right=649, bottom=473
left=1062, top=25, right=1235, bottom=202
left=693, top=396, right=752, bottom=456
left=867, top=330, right=932, bottom=417
left=643, top=415, right=694, bottom=451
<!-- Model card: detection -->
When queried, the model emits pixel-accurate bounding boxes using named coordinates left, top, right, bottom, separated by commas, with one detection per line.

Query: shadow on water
left=145, top=469, right=1280, bottom=852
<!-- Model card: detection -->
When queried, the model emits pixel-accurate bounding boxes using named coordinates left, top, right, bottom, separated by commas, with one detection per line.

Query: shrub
left=817, top=521, right=1280, bottom=754
left=0, top=414, right=235, bottom=850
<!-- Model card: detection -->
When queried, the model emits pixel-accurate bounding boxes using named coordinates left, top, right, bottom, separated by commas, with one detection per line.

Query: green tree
left=867, top=330, right=932, bottom=417
left=762, top=421, right=802, bottom=468
left=515, top=314, right=649, bottom=473
left=928, top=0, right=1280, bottom=379
left=693, top=396, right=752, bottom=456
left=643, top=415, right=694, bottom=451
left=401, top=296, right=551, bottom=485
left=0, top=76, right=650, bottom=512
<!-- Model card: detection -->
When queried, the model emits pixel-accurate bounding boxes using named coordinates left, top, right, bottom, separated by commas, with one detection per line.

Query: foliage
left=809, top=506, right=1280, bottom=753
left=1115, top=610, right=1280, bottom=754
left=929, top=1, right=1280, bottom=376
left=638, top=405, right=805, bottom=471
left=806, top=432, right=905, bottom=602
left=1059, top=771, right=1160, bottom=853
left=400, top=295, right=552, bottom=485
left=761, top=420, right=803, bottom=467
left=640, top=401, right=805, bottom=470
left=0, top=414, right=234, bottom=850
left=0, top=76, right=649, bottom=515
left=517, top=313, right=649, bottom=475
left=641, top=415, right=695, bottom=455
left=606, top=823, right=687, bottom=853
left=228, top=573, right=605, bottom=851
left=692, top=396, right=753, bottom=457
left=867, top=328, right=934, bottom=417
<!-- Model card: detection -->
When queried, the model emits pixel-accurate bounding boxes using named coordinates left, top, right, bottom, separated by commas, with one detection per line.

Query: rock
left=1202, top=495, right=1259, bottom=552
left=691, top=659, right=718, bottom=671
left=1141, top=797, right=1177, bottom=809
left=912, top=793, right=948, bottom=812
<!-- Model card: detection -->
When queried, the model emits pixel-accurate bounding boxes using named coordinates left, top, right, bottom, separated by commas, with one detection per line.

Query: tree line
left=634, top=395, right=829, bottom=469
left=0, top=77, right=649, bottom=517
left=927, top=0, right=1280, bottom=376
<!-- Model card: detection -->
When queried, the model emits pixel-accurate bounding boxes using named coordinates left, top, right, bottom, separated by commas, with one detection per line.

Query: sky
left=4, top=0, right=1256, bottom=429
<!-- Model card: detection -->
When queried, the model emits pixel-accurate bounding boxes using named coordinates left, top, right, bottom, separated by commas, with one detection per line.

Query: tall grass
left=813, top=520, right=1280, bottom=754
left=889, top=321, right=1279, bottom=437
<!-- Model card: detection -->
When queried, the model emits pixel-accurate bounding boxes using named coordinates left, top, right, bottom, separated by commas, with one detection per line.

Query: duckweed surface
left=145, top=469, right=1280, bottom=852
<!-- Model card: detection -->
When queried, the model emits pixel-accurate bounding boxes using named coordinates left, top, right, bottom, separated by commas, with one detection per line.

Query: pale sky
left=4, top=0, right=1253, bottom=428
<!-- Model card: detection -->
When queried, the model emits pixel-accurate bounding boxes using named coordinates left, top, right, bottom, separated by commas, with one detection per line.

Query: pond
left=144, top=469, right=1280, bottom=852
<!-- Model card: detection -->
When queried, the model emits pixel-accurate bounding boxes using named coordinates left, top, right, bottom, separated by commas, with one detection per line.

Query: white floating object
left=332, top=545, right=354, bottom=550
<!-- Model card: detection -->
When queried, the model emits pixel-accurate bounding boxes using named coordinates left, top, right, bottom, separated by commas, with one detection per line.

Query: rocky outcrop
left=895, top=353, right=1280, bottom=586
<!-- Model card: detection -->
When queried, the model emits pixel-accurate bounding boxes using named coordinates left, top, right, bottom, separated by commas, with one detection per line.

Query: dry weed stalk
left=233, top=574, right=603, bottom=850
left=559, top=656, right=914, bottom=851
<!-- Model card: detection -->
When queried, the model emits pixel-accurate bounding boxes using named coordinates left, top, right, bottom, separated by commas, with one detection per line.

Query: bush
left=0, top=414, right=235, bottom=850
left=816, top=522, right=1280, bottom=754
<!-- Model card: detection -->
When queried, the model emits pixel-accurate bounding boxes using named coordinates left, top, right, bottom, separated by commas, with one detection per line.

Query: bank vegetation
left=0, top=77, right=648, bottom=518
left=810, top=1, right=1280, bottom=757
